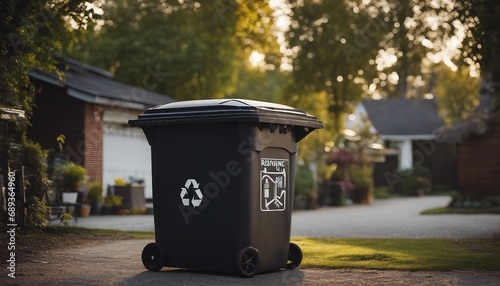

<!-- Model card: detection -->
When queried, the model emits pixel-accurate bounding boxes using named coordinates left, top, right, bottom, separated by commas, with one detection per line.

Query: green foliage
left=453, top=0, right=500, bottom=103
left=232, top=68, right=286, bottom=103
left=393, top=166, right=432, bottom=196
left=448, top=191, right=500, bottom=210
left=294, top=165, right=314, bottom=209
left=71, top=0, right=280, bottom=101
left=104, top=195, right=123, bottom=208
left=350, top=164, right=374, bottom=192
left=21, top=137, right=48, bottom=199
left=433, top=63, right=481, bottom=126
left=286, top=1, right=376, bottom=130
left=0, top=0, right=99, bottom=115
left=61, top=162, right=86, bottom=192
left=26, top=197, right=49, bottom=230
left=349, top=164, right=374, bottom=203
left=86, top=182, right=103, bottom=204
left=373, top=186, right=395, bottom=199
left=60, top=212, right=75, bottom=226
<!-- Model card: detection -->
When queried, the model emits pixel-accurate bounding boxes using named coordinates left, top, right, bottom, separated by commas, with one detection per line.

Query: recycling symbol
left=180, top=179, right=203, bottom=208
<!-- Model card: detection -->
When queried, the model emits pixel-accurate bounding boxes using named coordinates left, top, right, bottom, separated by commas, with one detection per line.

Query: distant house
left=27, top=58, right=175, bottom=198
left=439, top=90, right=500, bottom=199
left=346, top=98, right=455, bottom=187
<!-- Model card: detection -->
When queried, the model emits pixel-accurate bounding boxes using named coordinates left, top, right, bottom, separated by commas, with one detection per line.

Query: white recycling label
left=180, top=179, right=203, bottom=208
left=260, top=158, right=289, bottom=212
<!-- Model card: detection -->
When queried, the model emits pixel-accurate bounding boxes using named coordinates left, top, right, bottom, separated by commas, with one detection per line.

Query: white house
left=345, top=98, right=445, bottom=171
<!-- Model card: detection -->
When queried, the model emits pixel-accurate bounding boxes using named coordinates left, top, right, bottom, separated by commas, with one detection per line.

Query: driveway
left=10, top=196, right=500, bottom=285
left=76, top=196, right=500, bottom=238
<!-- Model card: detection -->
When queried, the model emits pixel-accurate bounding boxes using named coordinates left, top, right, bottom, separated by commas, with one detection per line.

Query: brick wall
left=83, top=104, right=104, bottom=182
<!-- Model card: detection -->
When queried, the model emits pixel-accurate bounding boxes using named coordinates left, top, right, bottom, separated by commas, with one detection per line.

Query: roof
left=362, top=98, right=444, bottom=137
left=29, top=57, right=175, bottom=110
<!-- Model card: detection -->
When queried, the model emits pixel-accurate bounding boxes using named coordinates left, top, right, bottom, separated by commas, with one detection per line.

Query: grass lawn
left=16, top=227, right=500, bottom=271
left=421, top=206, right=500, bottom=215
left=293, top=237, right=500, bottom=271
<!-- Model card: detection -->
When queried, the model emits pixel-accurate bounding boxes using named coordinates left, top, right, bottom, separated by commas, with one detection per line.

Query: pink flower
left=326, top=149, right=354, bottom=165
left=343, top=179, right=355, bottom=191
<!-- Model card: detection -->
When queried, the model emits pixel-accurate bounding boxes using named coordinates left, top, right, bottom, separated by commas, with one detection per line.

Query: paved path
left=292, top=196, right=500, bottom=238
left=75, top=196, right=500, bottom=238
left=15, top=196, right=499, bottom=285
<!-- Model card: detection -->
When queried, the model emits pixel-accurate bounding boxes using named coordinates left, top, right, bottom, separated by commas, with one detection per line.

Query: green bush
left=449, top=191, right=500, bottom=209
left=86, top=182, right=103, bottom=203
left=350, top=164, right=374, bottom=191
left=104, top=195, right=123, bottom=208
left=21, top=138, right=48, bottom=199
left=374, top=186, right=394, bottom=199
left=349, top=164, right=374, bottom=204
left=294, top=165, right=314, bottom=209
left=393, top=166, right=431, bottom=196
left=26, top=197, right=49, bottom=230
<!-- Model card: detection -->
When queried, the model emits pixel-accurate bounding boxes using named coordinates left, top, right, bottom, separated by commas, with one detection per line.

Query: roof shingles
left=29, top=57, right=175, bottom=108
left=362, top=98, right=444, bottom=136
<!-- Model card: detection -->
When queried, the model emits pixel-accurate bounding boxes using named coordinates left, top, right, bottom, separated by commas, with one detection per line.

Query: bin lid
left=129, top=99, right=323, bottom=141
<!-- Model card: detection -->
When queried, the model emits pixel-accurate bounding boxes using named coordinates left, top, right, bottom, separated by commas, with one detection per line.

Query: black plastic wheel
left=286, top=242, right=302, bottom=270
left=236, top=247, right=260, bottom=278
left=141, top=242, right=165, bottom=271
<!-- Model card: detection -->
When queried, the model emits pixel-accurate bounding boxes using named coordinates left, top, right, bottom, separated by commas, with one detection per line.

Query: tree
left=232, top=66, right=286, bottom=102
left=72, top=0, right=281, bottom=101
left=371, top=0, right=461, bottom=98
left=452, top=0, right=500, bottom=105
left=0, top=0, right=98, bottom=116
left=432, top=63, right=481, bottom=125
left=286, top=0, right=383, bottom=131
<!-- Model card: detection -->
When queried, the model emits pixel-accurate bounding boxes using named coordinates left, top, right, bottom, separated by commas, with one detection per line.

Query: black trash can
left=129, top=99, right=323, bottom=277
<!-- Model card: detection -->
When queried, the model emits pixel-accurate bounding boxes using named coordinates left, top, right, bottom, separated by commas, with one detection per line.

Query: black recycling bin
left=129, top=99, right=323, bottom=277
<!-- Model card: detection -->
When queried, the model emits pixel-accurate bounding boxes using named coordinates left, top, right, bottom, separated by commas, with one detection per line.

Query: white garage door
left=102, top=122, right=153, bottom=199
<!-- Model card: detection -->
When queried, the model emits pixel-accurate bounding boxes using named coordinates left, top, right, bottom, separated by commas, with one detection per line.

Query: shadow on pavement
left=119, top=268, right=305, bottom=285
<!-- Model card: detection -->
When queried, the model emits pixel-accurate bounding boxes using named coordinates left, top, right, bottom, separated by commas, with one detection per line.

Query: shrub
left=86, top=182, right=103, bottom=204
left=349, top=164, right=374, bottom=204
left=294, top=165, right=314, bottom=209
left=393, top=166, right=431, bottom=196
left=21, top=138, right=48, bottom=199
left=104, top=195, right=123, bottom=208
left=26, top=197, right=49, bottom=230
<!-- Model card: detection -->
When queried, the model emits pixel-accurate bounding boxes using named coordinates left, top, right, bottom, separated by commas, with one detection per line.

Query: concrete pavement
left=75, top=196, right=500, bottom=238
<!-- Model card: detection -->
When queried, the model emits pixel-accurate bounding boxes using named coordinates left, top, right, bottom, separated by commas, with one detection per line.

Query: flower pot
left=80, top=204, right=92, bottom=217
left=90, top=202, right=103, bottom=215
left=351, top=188, right=373, bottom=204
left=62, top=192, right=78, bottom=204
left=329, top=182, right=346, bottom=206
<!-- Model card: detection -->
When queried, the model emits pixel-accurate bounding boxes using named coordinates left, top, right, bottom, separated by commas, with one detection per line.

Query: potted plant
left=110, top=177, right=146, bottom=210
left=102, top=195, right=123, bottom=215
left=79, top=201, right=92, bottom=217
left=56, top=162, right=86, bottom=217
left=87, top=182, right=103, bottom=215
left=61, top=162, right=87, bottom=192
left=325, top=149, right=354, bottom=206
left=349, top=164, right=374, bottom=204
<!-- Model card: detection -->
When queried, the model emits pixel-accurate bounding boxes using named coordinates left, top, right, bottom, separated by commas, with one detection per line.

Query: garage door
left=102, top=122, right=152, bottom=199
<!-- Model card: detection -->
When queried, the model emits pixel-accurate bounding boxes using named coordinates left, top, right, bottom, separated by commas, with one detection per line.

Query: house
left=438, top=89, right=500, bottom=199
left=27, top=57, right=175, bottom=199
left=345, top=98, right=455, bottom=187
